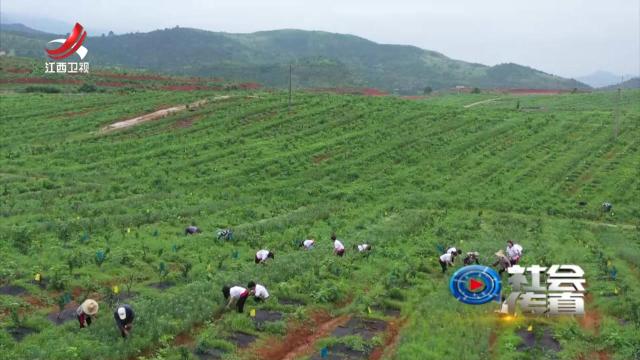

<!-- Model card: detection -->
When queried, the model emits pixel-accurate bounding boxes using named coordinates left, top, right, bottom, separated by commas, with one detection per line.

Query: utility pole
left=288, top=63, right=292, bottom=112
left=614, top=75, right=622, bottom=139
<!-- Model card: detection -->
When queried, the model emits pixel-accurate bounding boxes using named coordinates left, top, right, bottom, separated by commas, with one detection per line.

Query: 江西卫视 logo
left=44, top=22, right=90, bottom=74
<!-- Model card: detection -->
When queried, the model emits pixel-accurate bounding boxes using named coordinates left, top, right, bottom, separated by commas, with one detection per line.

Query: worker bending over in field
left=355, top=244, right=372, bottom=252
left=332, top=234, right=345, bottom=257
left=255, top=249, right=275, bottom=264
left=439, top=251, right=456, bottom=273
left=492, top=250, right=512, bottom=275
left=114, top=304, right=135, bottom=338
left=463, top=252, right=480, bottom=265
left=248, top=281, right=269, bottom=302
left=300, top=239, right=315, bottom=250
left=506, top=240, right=523, bottom=265
left=222, top=285, right=249, bottom=313
left=76, top=299, right=99, bottom=328
left=446, top=246, right=460, bottom=255
left=185, top=225, right=201, bottom=235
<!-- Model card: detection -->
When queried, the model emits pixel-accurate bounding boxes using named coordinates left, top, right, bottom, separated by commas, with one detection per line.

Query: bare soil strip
left=100, top=96, right=230, bottom=132
left=464, top=98, right=500, bottom=108
left=256, top=313, right=351, bottom=360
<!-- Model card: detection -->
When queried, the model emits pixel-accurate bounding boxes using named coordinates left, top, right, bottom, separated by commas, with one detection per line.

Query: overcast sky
left=2, top=0, right=639, bottom=78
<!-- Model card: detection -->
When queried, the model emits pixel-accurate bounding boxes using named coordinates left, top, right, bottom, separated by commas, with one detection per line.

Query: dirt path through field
left=100, top=96, right=230, bottom=132
left=256, top=312, right=351, bottom=360
left=369, top=317, right=407, bottom=360
left=578, top=294, right=612, bottom=360
left=464, top=98, right=500, bottom=108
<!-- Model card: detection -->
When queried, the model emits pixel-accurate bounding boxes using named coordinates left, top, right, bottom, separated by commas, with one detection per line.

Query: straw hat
left=495, top=250, right=506, bottom=257
left=81, top=299, right=99, bottom=315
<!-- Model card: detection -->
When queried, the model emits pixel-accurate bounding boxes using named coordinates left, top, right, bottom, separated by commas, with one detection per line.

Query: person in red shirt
left=76, top=299, right=99, bottom=328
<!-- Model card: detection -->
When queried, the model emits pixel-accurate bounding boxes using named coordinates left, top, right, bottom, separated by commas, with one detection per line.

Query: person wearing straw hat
left=76, top=299, right=99, bottom=328
left=114, top=304, right=135, bottom=338
left=492, top=250, right=511, bottom=274
left=463, top=251, right=480, bottom=265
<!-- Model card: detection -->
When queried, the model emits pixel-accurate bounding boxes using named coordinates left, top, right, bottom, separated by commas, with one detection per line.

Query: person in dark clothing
left=492, top=250, right=511, bottom=275
left=114, top=304, right=135, bottom=338
left=185, top=225, right=201, bottom=235
left=463, top=252, right=480, bottom=265
left=222, top=285, right=249, bottom=313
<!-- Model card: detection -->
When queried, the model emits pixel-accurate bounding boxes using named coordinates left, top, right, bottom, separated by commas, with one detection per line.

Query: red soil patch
left=579, top=294, right=602, bottom=335
left=360, top=88, right=387, bottom=96
left=369, top=317, right=406, bottom=360
left=239, top=82, right=262, bottom=90
left=22, top=295, right=47, bottom=308
left=174, top=330, right=196, bottom=347
left=70, top=287, right=84, bottom=299
left=577, top=294, right=613, bottom=360
left=254, top=311, right=351, bottom=360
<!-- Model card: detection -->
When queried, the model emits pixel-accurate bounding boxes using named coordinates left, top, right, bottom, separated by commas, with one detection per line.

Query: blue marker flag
left=320, top=347, right=328, bottom=358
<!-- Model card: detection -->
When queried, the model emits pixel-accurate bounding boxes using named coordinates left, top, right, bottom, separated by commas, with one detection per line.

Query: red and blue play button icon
left=468, top=277, right=486, bottom=292
left=450, top=265, right=502, bottom=305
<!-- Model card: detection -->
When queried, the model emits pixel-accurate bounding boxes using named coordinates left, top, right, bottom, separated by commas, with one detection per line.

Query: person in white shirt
left=446, top=247, right=462, bottom=262
left=355, top=244, right=372, bottom=252
left=439, top=252, right=455, bottom=273
left=248, top=281, right=269, bottom=302
left=300, top=239, right=315, bottom=250
left=222, top=285, right=249, bottom=313
left=506, top=240, right=523, bottom=265
left=331, top=234, right=345, bottom=257
left=255, top=249, right=274, bottom=264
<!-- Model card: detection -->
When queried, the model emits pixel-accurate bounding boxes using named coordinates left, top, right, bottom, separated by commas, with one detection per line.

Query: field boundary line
left=463, top=98, right=500, bottom=108
left=100, top=95, right=231, bottom=132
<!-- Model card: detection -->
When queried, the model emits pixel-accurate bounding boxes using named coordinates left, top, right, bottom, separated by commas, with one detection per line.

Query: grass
left=0, top=56, right=639, bottom=360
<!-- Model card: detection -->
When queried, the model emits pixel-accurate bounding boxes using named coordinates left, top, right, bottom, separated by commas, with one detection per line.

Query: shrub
left=24, top=86, right=61, bottom=93
left=77, top=83, right=97, bottom=93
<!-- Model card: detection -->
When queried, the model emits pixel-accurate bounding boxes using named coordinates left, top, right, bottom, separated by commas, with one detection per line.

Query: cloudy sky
left=2, top=0, right=638, bottom=78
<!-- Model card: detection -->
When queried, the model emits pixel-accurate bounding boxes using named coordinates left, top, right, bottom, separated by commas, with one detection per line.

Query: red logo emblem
left=45, top=22, right=88, bottom=60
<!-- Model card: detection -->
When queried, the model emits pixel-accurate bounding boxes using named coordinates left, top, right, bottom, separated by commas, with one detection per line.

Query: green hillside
left=0, top=56, right=638, bottom=359
left=0, top=26, right=588, bottom=94
left=601, top=77, right=640, bottom=90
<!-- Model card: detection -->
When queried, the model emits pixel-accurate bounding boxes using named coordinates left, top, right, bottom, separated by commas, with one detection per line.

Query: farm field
left=0, top=58, right=639, bottom=360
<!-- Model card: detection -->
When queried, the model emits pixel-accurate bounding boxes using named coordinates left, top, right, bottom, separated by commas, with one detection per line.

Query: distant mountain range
left=600, top=77, right=640, bottom=90
left=576, top=70, right=638, bottom=88
left=0, top=22, right=590, bottom=94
